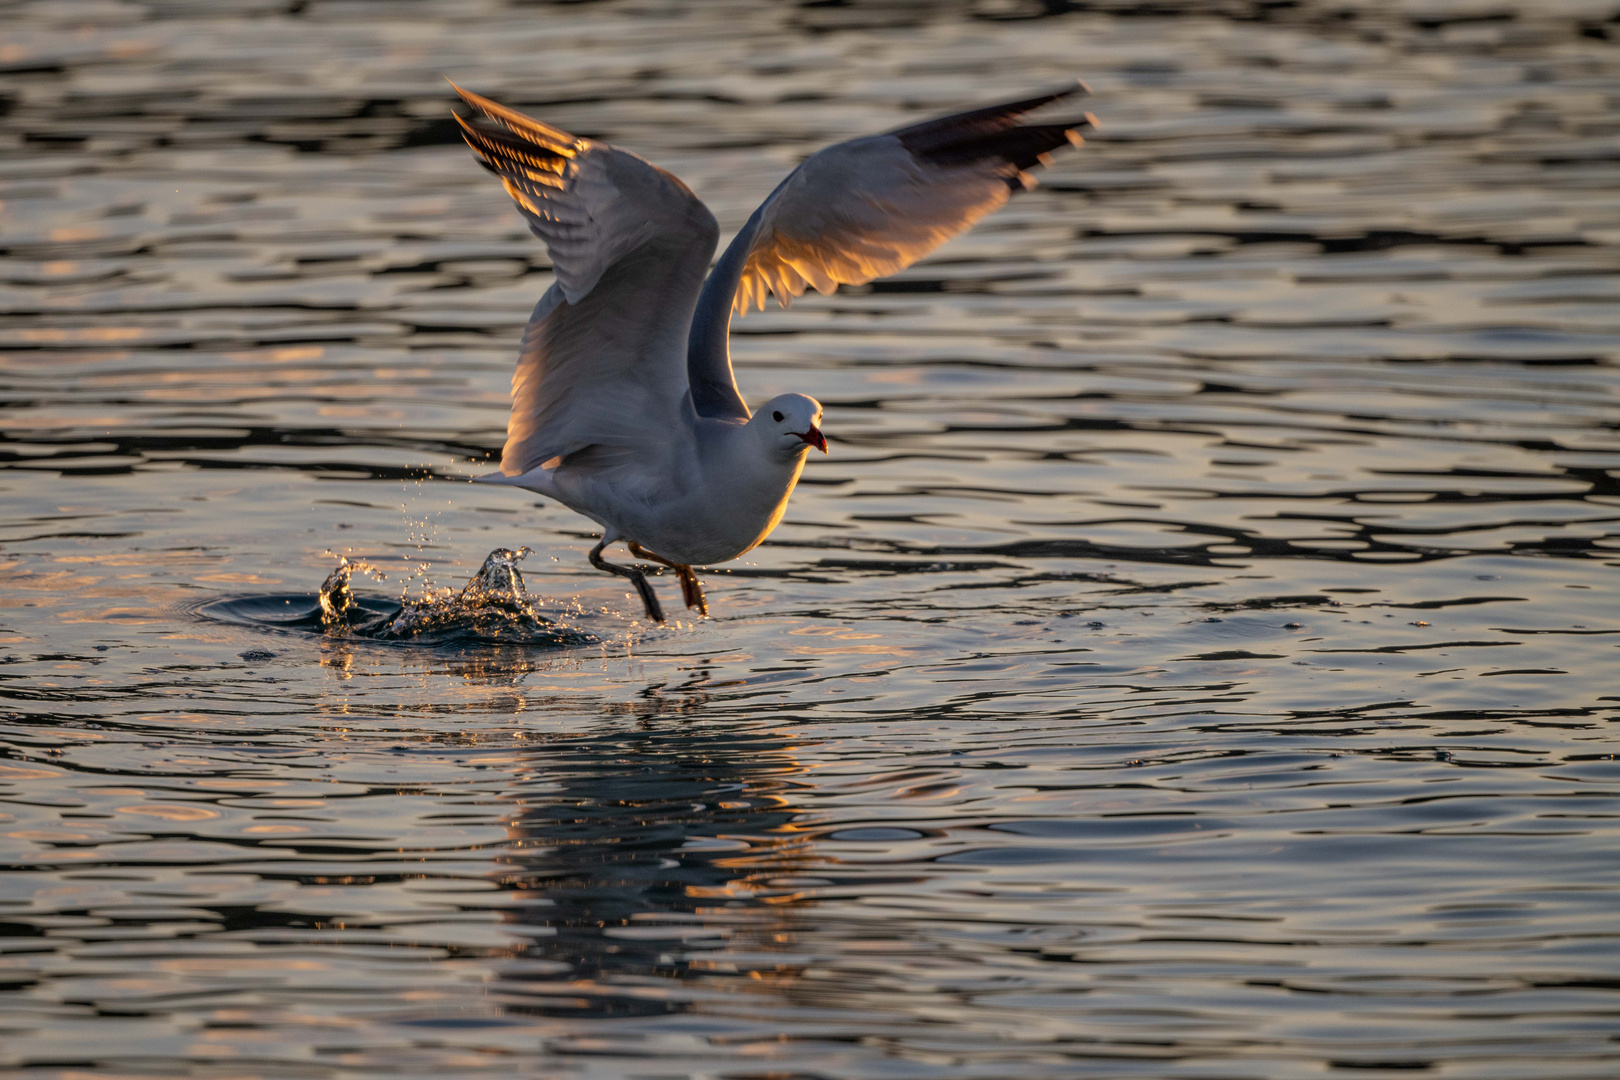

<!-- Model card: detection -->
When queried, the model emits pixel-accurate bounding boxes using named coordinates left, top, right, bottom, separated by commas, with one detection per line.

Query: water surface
left=2, top=1, right=1619, bottom=1076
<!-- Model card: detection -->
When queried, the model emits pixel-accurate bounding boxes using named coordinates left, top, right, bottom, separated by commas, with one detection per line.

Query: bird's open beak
left=795, top=424, right=828, bottom=454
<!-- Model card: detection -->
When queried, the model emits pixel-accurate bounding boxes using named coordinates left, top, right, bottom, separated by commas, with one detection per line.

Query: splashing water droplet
left=312, top=548, right=592, bottom=647
left=317, top=555, right=385, bottom=634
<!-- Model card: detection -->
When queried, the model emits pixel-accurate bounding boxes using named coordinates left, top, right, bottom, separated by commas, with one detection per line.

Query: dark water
left=3, top=0, right=1619, bottom=1076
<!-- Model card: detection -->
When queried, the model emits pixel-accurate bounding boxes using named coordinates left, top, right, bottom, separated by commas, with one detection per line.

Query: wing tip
left=444, top=80, right=582, bottom=157
left=1011, top=76, right=1093, bottom=115
left=446, top=77, right=495, bottom=115
left=892, top=79, right=1097, bottom=163
left=1024, top=77, right=1089, bottom=111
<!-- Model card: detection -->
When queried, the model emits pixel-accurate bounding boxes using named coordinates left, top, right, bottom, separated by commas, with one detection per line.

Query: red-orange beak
left=795, top=424, right=828, bottom=454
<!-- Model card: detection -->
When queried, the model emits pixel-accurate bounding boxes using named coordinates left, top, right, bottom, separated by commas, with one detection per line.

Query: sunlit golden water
left=2, top=1, right=1618, bottom=1076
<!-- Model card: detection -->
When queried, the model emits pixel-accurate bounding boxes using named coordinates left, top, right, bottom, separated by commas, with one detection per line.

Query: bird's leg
left=589, top=539, right=664, bottom=623
left=677, top=567, right=708, bottom=617
left=628, top=542, right=709, bottom=616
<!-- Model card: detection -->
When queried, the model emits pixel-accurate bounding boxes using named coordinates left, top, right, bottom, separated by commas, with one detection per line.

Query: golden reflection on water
left=489, top=724, right=818, bottom=1007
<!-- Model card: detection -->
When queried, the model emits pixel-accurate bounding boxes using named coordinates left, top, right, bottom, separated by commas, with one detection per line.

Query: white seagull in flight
left=454, top=80, right=1093, bottom=622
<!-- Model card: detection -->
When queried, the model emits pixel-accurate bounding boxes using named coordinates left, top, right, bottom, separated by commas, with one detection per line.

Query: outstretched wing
left=686, top=82, right=1094, bottom=419
left=740, top=83, right=1093, bottom=315
left=452, top=83, right=719, bottom=475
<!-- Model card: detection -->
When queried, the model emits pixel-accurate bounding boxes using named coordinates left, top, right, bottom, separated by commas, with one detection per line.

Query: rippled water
left=3, top=0, right=1620, bottom=1076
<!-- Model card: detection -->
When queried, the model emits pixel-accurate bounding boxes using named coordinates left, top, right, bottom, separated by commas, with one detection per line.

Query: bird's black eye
left=772, top=410, right=784, bottom=422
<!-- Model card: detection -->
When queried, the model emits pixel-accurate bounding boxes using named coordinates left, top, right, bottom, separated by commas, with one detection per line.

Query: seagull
left=453, top=80, right=1093, bottom=622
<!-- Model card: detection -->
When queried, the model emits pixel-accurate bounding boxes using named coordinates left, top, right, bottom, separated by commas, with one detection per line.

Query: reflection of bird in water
left=492, top=724, right=808, bottom=1017
left=452, top=81, right=1094, bottom=622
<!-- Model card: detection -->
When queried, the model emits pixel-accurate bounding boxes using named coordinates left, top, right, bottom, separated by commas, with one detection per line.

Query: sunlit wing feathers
left=452, top=81, right=711, bottom=306
left=450, top=83, right=720, bottom=474
left=730, top=81, right=1094, bottom=316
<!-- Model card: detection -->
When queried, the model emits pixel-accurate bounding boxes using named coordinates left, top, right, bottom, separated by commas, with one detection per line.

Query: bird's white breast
left=633, top=439, right=807, bottom=565
left=538, top=420, right=809, bottom=567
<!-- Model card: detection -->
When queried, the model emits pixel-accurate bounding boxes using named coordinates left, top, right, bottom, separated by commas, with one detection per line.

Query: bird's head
left=752, top=393, right=827, bottom=461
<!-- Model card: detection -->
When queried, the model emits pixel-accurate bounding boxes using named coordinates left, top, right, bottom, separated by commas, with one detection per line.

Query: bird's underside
left=452, top=79, right=1094, bottom=622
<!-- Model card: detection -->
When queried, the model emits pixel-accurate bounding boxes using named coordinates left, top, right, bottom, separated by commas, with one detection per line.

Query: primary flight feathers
left=450, top=79, right=1092, bottom=318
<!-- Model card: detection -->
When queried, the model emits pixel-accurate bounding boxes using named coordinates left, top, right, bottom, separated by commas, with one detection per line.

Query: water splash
left=213, top=548, right=596, bottom=648
left=371, top=547, right=569, bottom=642
left=317, top=555, right=386, bottom=632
